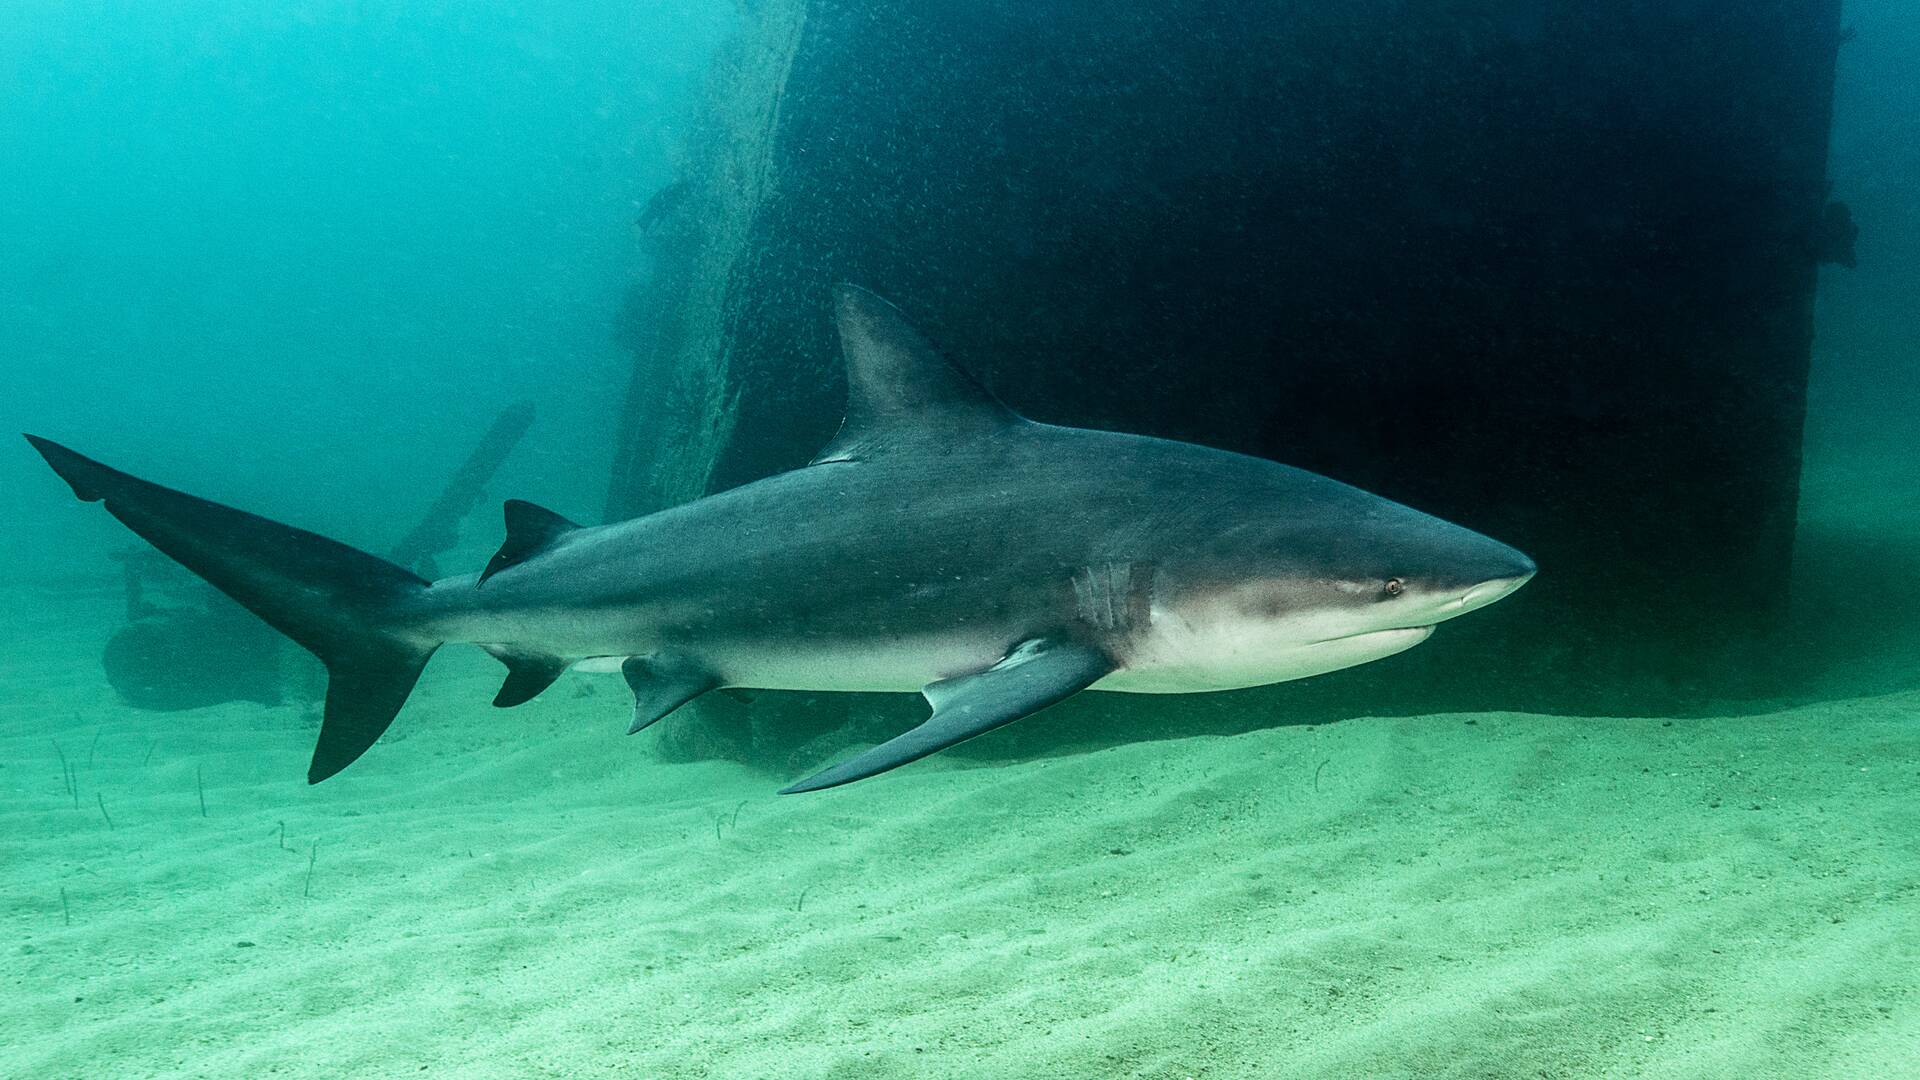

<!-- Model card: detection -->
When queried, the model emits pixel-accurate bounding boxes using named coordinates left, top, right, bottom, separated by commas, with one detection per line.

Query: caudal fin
left=25, top=435, right=440, bottom=783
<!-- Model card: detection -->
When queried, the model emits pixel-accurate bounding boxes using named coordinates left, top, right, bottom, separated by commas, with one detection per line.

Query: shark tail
left=25, top=435, right=441, bottom=783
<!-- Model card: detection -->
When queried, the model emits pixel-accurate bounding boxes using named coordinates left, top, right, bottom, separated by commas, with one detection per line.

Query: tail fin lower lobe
left=26, top=435, right=440, bottom=782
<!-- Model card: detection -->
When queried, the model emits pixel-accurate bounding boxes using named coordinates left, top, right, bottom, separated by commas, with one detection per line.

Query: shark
left=25, top=285, right=1535, bottom=793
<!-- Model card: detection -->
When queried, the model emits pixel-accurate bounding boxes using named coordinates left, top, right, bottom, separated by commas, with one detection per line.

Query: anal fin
left=482, top=646, right=569, bottom=707
left=622, top=652, right=719, bottom=734
left=780, top=637, right=1113, bottom=794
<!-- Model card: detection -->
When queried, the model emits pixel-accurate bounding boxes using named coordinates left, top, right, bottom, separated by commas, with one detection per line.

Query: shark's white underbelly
left=474, top=583, right=1439, bottom=699
left=1099, top=604, right=1436, bottom=693
left=569, top=630, right=1015, bottom=693
left=565, top=622, right=1432, bottom=696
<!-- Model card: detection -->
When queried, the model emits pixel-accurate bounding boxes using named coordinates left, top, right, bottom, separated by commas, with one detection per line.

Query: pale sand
left=2, top=579, right=1916, bottom=1078
left=5, top=439, right=1917, bottom=1078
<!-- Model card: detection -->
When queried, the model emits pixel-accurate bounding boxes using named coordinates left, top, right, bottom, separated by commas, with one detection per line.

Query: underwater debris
left=390, top=402, right=537, bottom=579
left=99, top=564, right=289, bottom=713
left=633, top=179, right=692, bottom=235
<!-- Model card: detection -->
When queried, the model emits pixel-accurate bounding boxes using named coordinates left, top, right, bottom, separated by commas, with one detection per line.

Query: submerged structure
left=609, top=0, right=1847, bottom=759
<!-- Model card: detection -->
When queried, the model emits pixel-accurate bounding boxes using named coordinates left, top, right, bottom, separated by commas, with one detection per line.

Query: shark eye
left=1383, top=577, right=1406, bottom=597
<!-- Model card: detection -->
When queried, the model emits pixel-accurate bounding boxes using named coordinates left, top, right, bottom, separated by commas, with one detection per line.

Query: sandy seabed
left=3, top=609, right=1916, bottom=1078
left=3, top=446, right=1916, bottom=1079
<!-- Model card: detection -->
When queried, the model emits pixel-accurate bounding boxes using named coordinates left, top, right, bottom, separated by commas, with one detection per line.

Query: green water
left=3, top=2, right=1918, bottom=1077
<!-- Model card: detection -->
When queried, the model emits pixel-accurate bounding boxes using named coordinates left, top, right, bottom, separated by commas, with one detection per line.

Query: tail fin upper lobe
left=26, top=435, right=440, bottom=783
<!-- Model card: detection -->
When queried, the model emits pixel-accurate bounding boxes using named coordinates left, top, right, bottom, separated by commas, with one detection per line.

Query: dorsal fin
left=811, top=284, right=1021, bottom=464
left=477, top=500, right=581, bottom=586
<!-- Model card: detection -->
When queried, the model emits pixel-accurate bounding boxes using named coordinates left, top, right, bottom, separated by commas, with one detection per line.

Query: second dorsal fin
left=477, top=500, right=581, bottom=586
left=812, top=284, right=1022, bottom=464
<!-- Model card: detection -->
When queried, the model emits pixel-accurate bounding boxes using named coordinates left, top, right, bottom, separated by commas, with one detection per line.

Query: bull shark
left=25, top=285, right=1535, bottom=793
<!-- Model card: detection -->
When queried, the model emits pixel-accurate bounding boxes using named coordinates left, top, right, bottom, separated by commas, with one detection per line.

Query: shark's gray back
left=445, top=420, right=1363, bottom=681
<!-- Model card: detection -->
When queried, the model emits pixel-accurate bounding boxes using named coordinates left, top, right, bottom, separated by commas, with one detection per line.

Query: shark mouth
left=1314, top=625, right=1436, bottom=648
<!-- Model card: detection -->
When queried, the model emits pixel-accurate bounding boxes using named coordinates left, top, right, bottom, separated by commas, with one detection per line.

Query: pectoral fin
left=779, top=638, right=1113, bottom=794
left=622, top=652, right=719, bottom=734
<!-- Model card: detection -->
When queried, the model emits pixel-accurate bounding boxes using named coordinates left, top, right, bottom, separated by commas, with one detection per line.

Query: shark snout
left=1453, top=547, right=1536, bottom=613
left=1458, top=569, right=1534, bottom=611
